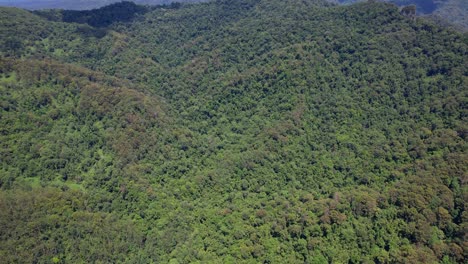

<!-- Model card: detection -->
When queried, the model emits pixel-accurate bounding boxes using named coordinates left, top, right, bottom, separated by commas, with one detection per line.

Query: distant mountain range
left=0, top=0, right=454, bottom=13
left=431, top=0, right=468, bottom=31
left=330, top=0, right=467, bottom=31
left=0, top=0, right=466, bottom=30
left=0, top=0, right=205, bottom=10
left=329, top=0, right=442, bottom=14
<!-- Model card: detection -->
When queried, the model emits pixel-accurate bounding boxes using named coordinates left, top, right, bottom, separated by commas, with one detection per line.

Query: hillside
left=329, top=0, right=467, bottom=31
left=1, top=0, right=467, bottom=263
left=432, top=0, right=468, bottom=32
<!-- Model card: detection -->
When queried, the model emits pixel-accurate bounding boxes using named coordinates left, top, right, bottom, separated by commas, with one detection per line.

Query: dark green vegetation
left=35, top=1, right=150, bottom=27
left=1, top=0, right=467, bottom=263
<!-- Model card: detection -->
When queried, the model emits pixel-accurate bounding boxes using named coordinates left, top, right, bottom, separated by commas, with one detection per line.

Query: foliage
left=0, top=0, right=467, bottom=262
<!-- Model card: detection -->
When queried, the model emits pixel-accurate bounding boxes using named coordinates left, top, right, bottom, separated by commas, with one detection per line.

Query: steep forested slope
left=0, top=0, right=467, bottom=263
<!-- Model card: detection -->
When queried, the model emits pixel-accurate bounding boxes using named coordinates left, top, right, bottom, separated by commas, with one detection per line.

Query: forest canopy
left=0, top=0, right=467, bottom=263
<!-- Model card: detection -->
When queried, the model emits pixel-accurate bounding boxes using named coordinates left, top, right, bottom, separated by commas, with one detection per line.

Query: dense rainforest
left=0, top=0, right=467, bottom=263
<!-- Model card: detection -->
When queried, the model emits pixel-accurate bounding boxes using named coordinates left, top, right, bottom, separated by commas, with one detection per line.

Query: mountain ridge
left=328, top=0, right=467, bottom=31
left=0, top=0, right=205, bottom=10
left=1, top=0, right=466, bottom=31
